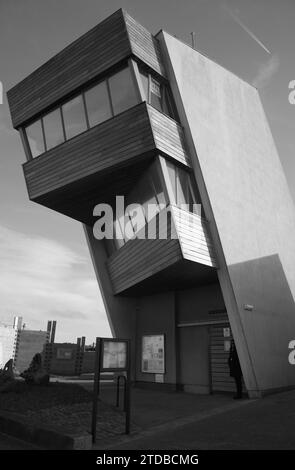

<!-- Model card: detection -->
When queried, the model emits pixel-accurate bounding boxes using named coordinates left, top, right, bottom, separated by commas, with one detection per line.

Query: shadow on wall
left=228, top=253, right=295, bottom=392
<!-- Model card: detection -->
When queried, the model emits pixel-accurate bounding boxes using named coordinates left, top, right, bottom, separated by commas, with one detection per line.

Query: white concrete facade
left=159, top=31, right=295, bottom=395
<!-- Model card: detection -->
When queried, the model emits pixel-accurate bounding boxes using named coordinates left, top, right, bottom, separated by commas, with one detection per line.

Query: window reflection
left=43, top=109, right=64, bottom=150
left=25, top=120, right=44, bottom=158
left=62, top=95, right=87, bottom=140
left=166, top=160, right=199, bottom=212
left=139, top=70, right=149, bottom=101
left=25, top=64, right=178, bottom=159
left=112, top=161, right=168, bottom=250
left=85, top=81, right=112, bottom=127
left=109, top=68, right=138, bottom=115
left=139, top=67, right=176, bottom=119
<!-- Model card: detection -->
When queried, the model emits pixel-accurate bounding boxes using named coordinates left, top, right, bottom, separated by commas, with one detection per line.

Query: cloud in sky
left=252, top=54, right=280, bottom=88
left=0, top=224, right=110, bottom=343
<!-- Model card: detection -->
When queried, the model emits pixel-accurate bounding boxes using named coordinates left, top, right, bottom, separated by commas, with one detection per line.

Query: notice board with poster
left=142, top=335, right=165, bottom=374
left=101, top=339, right=127, bottom=371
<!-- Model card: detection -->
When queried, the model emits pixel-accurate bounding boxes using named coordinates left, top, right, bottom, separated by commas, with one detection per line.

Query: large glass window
left=85, top=81, right=112, bottom=127
left=108, top=68, right=138, bottom=115
left=24, top=64, right=140, bottom=158
left=25, top=120, right=45, bottom=158
left=111, top=161, right=168, bottom=250
left=43, top=109, right=64, bottom=150
left=62, top=95, right=87, bottom=140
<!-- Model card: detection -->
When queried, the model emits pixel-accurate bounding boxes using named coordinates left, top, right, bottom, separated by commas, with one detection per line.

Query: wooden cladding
left=107, top=207, right=182, bottom=294
left=23, top=103, right=189, bottom=203
left=8, top=9, right=167, bottom=129
left=148, top=106, right=190, bottom=167
left=171, top=205, right=217, bottom=268
left=124, top=12, right=166, bottom=78
left=107, top=205, right=217, bottom=295
left=24, top=103, right=155, bottom=201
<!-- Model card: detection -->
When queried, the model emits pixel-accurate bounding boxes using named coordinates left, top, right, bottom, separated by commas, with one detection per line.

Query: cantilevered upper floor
left=7, top=9, right=218, bottom=295
left=7, top=9, right=167, bottom=129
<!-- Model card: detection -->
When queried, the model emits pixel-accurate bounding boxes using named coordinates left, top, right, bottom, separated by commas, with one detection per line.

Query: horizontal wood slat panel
left=8, top=10, right=167, bottom=128
left=148, top=106, right=191, bottom=167
left=171, top=206, right=217, bottom=267
left=124, top=12, right=166, bottom=78
left=107, top=205, right=219, bottom=295
left=210, top=325, right=246, bottom=394
left=23, top=104, right=155, bottom=200
left=107, top=206, right=182, bottom=294
left=8, top=10, right=131, bottom=128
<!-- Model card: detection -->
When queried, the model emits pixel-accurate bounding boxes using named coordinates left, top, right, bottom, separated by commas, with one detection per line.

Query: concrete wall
left=15, top=330, right=48, bottom=373
left=135, top=291, right=176, bottom=385
left=159, top=31, right=295, bottom=395
left=84, top=225, right=137, bottom=377
left=0, top=324, right=17, bottom=368
left=178, top=283, right=226, bottom=323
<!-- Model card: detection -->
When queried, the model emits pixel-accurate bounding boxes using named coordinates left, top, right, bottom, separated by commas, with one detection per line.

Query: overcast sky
left=0, top=0, right=294, bottom=343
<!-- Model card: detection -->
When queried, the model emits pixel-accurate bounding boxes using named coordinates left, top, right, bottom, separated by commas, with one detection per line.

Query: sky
left=0, top=0, right=294, bottom=343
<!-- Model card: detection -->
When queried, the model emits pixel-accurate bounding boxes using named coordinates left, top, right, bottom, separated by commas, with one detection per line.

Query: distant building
left=0, top=317, right=20, bottom=368
left=0, top=317, right=56, bottom=372
left=7, top=10, right=295, bottom=397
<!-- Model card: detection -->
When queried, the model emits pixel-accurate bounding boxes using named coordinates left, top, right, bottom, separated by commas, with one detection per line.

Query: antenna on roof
left=191, top=32, right=196, bottom=50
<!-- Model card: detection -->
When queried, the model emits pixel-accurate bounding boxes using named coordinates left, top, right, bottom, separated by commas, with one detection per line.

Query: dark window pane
left=150, top=78, right=163, bottom=112
left=43, top=109, right=64, bottom=150
left=109, top=67, right=138, bottom=115
left=177, top=167, right=189, bottom=206
left=150, top=161, right=167, bottom=207
left=139, top=70, right=149, bottom=101
left=85, top=81, right=112, bottom=127
left=166, top=161, right=177, bottom=202
left=25, top=120, right=44, bottom=158
left=62, top=95, right=87, bottom=140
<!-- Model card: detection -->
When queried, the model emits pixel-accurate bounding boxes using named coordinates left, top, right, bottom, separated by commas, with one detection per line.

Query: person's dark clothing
left=228, top=344, right=242, bottom=398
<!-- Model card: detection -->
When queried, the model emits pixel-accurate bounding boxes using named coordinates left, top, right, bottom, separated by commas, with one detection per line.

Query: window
left=108, top=67, right=138, bottom=115
left=139, top=67, right=177, bottom=120
left=139, top=70, right=149, bottom=101
left=85, top=81, right=112, bottom=127
left=62, top=95, right=87, bottom=139
left=24, top=64, right=140, bottom=158
left=111, top=161, right=168, bottom=251
left=150, top=78, right=162, bottom=111
left=166, top=160, right=199, bottom=212
left=43, top=109, right=64, bottom=150
left=25, top=120, right=44, bottom=158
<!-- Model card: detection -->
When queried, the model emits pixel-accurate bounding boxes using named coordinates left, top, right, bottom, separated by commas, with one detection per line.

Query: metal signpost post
left=91, top=338, right=131, bottom=443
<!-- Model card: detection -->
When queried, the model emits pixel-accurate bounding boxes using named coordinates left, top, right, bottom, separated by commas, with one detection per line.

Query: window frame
left=24, top=62, right=140, bottom=160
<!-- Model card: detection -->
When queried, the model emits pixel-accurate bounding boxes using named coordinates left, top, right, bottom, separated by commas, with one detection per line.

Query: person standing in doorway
left=228, top=340, right=243, bottom=399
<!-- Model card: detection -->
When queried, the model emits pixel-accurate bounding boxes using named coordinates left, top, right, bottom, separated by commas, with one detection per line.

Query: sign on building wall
left=101, top=339, right=127, bottom=371
left=142, top=335, right=165, bottom=374
left=56, top=348, right=73, bottom=360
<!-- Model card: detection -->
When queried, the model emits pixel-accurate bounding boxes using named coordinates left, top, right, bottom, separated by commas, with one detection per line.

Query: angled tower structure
left=8, top=10, right=295, bottom=397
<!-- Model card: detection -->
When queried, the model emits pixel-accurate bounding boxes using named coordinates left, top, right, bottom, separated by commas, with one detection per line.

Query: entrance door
left=209, top=323, right=236, bottom=393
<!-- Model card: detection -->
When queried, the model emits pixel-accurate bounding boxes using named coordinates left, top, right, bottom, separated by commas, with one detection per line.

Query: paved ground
left=0, top=432, right=39, bottom=450
left=95, top=388, right=295, bottom=450
left=1, top=377, right=295, bottom=450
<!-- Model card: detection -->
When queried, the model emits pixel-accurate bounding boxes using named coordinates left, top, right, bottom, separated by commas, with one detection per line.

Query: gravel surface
left=0, top=381, right=134, bottom=441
